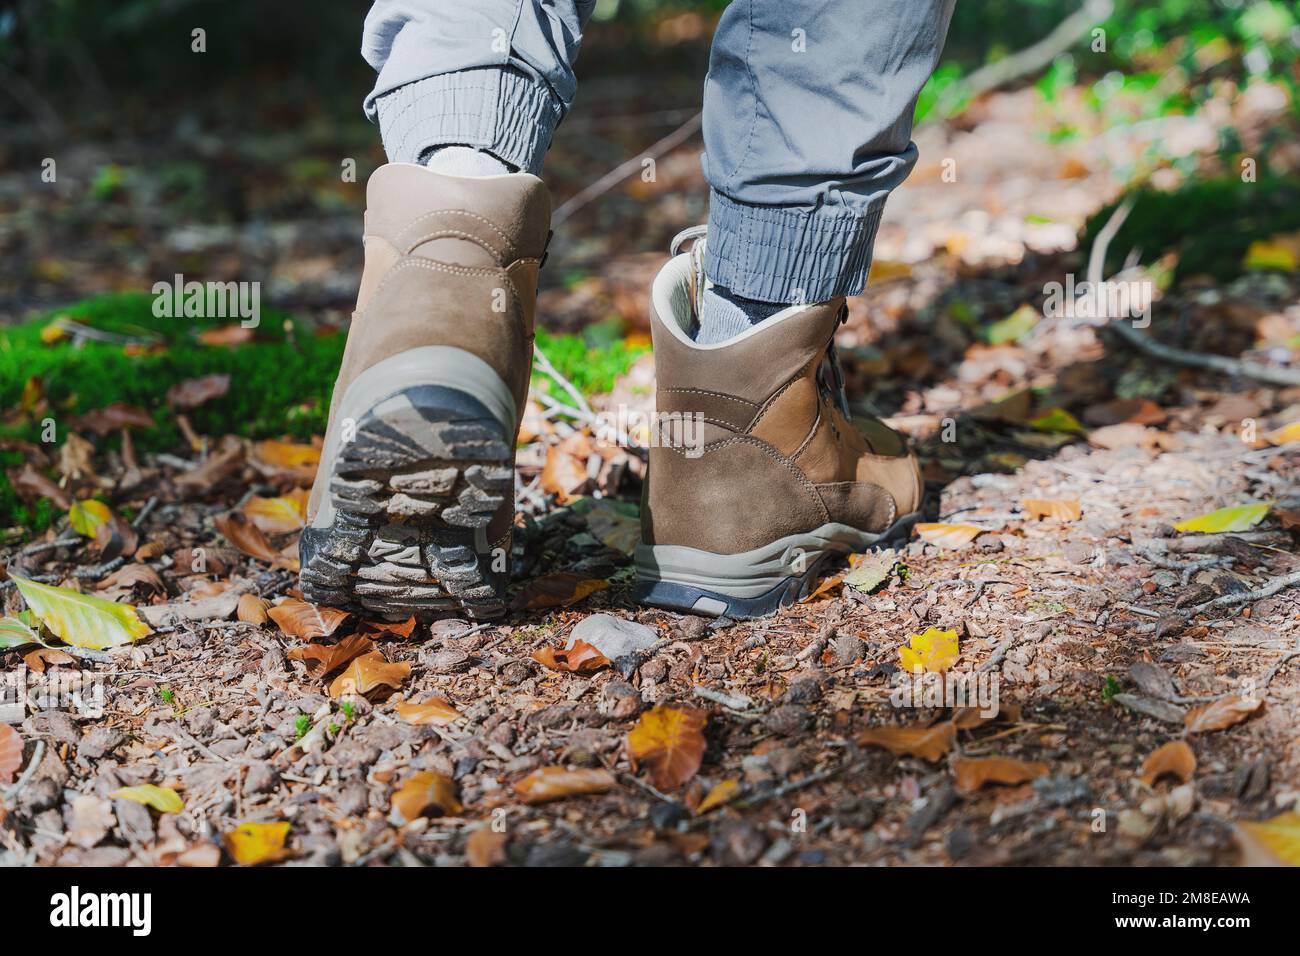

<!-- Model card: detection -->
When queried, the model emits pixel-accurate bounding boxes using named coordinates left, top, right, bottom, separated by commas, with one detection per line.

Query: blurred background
left=1, top=0, right=1299, bottom=525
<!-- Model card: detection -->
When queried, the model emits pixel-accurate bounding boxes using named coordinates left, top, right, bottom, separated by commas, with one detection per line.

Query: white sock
left=423, top=145, right=514, bottom=177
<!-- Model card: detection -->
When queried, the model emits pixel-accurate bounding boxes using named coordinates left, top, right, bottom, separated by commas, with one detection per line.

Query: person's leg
left=362, top=0, right=598, bottom=174
left=695, top=0, right=955, bottom=343
left=301, top=2, right=596, bottom=620
left=635, top=0, right=953, bottom=616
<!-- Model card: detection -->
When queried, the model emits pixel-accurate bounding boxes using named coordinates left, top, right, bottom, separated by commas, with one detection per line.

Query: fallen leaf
left=12, top=576, right=152, bottom=650
left=1184, top=695, right=1263, bottom=732
left=532, top=638, right=611, bottom=674
left=951, top=703, right=1022, bottom=728
left=1243, top=236, right=1299, bottom=272
left=514, top=766, right=617, bottom=804
left=174, top=434, right=245, bottom=490
left=952, top=756, right=1049, bottom=794
left=236, top=593, right=270, bottom=624
left=695, top=778, right=742, bottom=815
left=198, top=324, right=255, bottom=346
left=111, top=784, right=185, bottom=814
left=243, top=491, right=308, bottom=533
left=1174, top=503, right=1269, bottom=534
left=287, top=634, right=374, bottom=677
left=250, top=440, right=320, bottom=482
left=215, top=511, right=298, bottom=569
left=1083, top=398, right=1166, bottom=427
left=1028, top=407, right=1085, bottom=434
left=465, top=827, right=509, bottom=867
left=267, top=598, right=350, bottom=640
left=801, top=573, right=844, bottom=602
left=627, top=705, right=707, bottom=790
left=167, top=373, right=231, bottom=409
left=1138, top=741, right=1196, bottom=787
left=843, top=554, right=894, bottom=593
left=357, top=616, right=418, bottom=639
left=1268, top=421, right=1300, bottom=446
left=0, top=614, right=44, bottom=650
left=223, top=821, right=291, bottom=865
left=1021, top=498, right=1082, bottom=521
left=540, top=443, right=589, bottom=502
left=73, top=402, right=156, bottom=435
left=0, top=725, right=22, bottom=785
left=392, top=771, right=462, bottom=821
left=9, top=462, right=71, bottom=510
left=856, top=722, right=956, bottom=762
left=328, top=650, right=410, bottom=699
left=58, top=433, right=97, bottom=482
left=395, top=698, right=463, bottom=726
left=898, top=626, right=960, bottom=674
left=914, top=523, right=984, bottom=548
left=22, top=647, right=74, bottom=672
left=513, top=572, right=610, bottom=609
left=1236, top=811, right=1300, bottom=866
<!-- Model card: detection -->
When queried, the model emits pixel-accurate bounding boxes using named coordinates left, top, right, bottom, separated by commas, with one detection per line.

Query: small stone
left=78, top=727, right=124, bottom=761
left=424, top=648, right=471, bottom=674
left=712, top=820, right=767, bottom=865
left=762, top=704, right=812, bottom=737
left=566, top=614, right=658, bottom=661
left=599, top=680, right=642, bottom=720
left=244, top=762, right=280, bottom=794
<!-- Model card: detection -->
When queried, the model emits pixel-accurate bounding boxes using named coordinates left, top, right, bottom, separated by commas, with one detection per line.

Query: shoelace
left=670, top=224, right=851, bottom=418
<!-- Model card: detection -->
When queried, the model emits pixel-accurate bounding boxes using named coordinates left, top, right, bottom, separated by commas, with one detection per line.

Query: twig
left=2, top=740, right=46, bottom=808
left=693, top=685, right=758, bottom=712
left=1189, top=569, right=1300, bottom=614
left=531, top=345, right=592, bottom=417
left=551, top=111, right=703, bottom=227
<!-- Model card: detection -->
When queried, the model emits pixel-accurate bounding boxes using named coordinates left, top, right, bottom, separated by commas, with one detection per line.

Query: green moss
left=1, top=293, right=649, bottom=530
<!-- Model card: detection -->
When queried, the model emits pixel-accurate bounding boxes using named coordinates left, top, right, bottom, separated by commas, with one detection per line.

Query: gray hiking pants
left=362, top=0, right=954, bottom=302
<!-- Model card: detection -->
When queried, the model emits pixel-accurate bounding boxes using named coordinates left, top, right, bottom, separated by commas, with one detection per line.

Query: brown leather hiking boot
left=299, top=163, right=550, bottom=620
left=633, top=240, right=924, bottom=618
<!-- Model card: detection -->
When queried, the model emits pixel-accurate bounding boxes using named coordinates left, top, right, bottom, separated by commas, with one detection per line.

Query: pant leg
left=361, top=0, right=598, bottom=173
left=702, top=0, right=954, bottom=303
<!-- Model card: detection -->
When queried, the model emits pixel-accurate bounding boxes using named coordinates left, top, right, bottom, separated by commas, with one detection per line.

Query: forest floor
left=1, top=76, right=1299, bottom=867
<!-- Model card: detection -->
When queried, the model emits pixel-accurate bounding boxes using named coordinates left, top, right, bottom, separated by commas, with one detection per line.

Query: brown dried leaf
left=8, top=463, right=71, bottom=510
left=267, top=598, right=350, bottom=640
left=395, top=698, right=463, bottom=726
left=173, top=435, right=246, bottom=490
left=166, top=373, right=231, bottom=409
left=952, top=756, right=1049, bottom=794
left=465, top=827, right=509, bottom=867
left=514, top=766, right=617, bottom=804
left=242, top=490, right=308, bottom=534
left=857, top=722, right=956, bottom=762
left=22, top=647, right=76, bottom=673
left=1139, top=740, right=1196, bottom=786
left=392, top=771, right=462, bottom=822
left=198, top=324, right=255, bottom=347
left=236, top=593, right=270, bottom=625
left=1022, top=498, right=1082, bottom=521
left=73, top=402, right=156, bottom=435
left=1184, top=695, right=1263, bottom=733
left=914, top=523, right=985, bottom=548
left=531, top=638, right=611, bottom=674
left=328, top=650, right=410, bottom=699
left=357, top=616, right=418, bottom=640
left=0, top=725, right=22, bottom=786
left=540, top=444, right=589, bottom=502
left=215, top=511, right=297, bottom=569
left=287, top=634, right=374, bottom=678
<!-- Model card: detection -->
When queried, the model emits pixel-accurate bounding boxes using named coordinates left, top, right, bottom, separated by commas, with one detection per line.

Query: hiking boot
left=633, top=236, right=924, bottom=618
left=299, top=163, right=550, bottom=620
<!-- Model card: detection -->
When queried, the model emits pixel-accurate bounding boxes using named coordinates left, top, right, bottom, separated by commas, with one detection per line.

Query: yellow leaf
left=392, top=771, right=462, bottom=822
left=40, top=322, right=70, bottom=345
left=898, top=626, right=959, bottom=674
left=1267, top=421, right=1300, bottom=446
left=111, top=784, right=184, bottom=814
left=223, top=821, right=291, bottom=865
left=242, top=491, right=307, bottom=533
left=1243, top=237, right=1299, bottom=272
left=695, top=778, right=741, bottom=815
left=627, top=705, right=707, bottom=791
left=1028, top=407, right=1085, bottom=434
left=914, top=523, right=985, bottom=548
left=12, top=576, right=151, bottom=651
left=1173, top=502, right=1269, bottom=534
left=1236, top=811, right=1300, bottom=866
left=68, top=499, right=112, bottom=537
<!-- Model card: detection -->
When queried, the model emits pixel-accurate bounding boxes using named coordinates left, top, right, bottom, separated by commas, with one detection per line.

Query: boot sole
left=631, top=512, right=920, bottom=619
left=300, top=349, right=519, bottom=621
